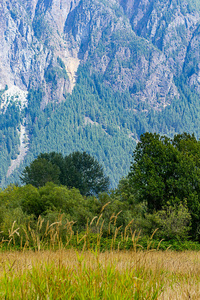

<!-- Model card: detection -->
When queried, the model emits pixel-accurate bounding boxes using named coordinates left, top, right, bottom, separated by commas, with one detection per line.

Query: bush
left=143, top=202, right=191, bottom=241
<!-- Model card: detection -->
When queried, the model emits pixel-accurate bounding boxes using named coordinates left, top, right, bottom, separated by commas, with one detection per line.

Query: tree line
left=1, top=132, right=200, bottom=246
left=20, top=151, right=110, bottom=197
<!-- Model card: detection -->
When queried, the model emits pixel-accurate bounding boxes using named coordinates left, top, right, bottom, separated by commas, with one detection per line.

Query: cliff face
left=120, top=0, right=200, bottom=80
left=0, top=0, right=81, bottom=107
left=1, top=0, right=200, bottom=186
left=1, top=0, right=199, bottom=108
left=0, top=0, right=184, bottom=108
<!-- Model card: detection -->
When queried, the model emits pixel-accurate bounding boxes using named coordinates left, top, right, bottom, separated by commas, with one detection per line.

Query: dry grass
left=0, top=212, right=200, bottom=299
left=0, top=249, right=200, bottom=299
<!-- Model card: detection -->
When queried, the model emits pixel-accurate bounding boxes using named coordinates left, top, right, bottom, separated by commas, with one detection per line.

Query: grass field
left=0, top=249, right=200, bottom=299
left=0, top=214, right=200, bottom=299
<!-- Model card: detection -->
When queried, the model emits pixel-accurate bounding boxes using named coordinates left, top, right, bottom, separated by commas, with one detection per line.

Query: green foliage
left=64, top=151, right=110, bottom=196
left=128, top=132, right=200, bottom=239
left=20, top=158, right=61, bottom=188
left=0, top=180, right=198, bottom=249
left=0, top=99, right=21, bottom=185
left=155, top=202, right=191, bottom=240
left=38, top=152, right=66, bottom=184
left=44, top=64, right=68, bottom=88
left=129, top=132, right=177, bottom=210
left=2, top=65, right=139, bottom=188
left=21, top=151, right=109, bottom=196
left=20, top=184, right=43, bottom=217
left=32, top=16, right=50, bottom=40
left=57, top=57, right=66, bottom=69
left=21, top=183, right=89, bottom=220
left=26, top=88, right=43, bottom=125
left=2, top=59, right=200, bottom=188
left=2, top=0, right=200, bottom=190
left=0, top=206, right=32, bottom=242
left=44, top=57, right=68, bottom=91
left=144, top=202, right=191, bottom=241
left=148, top=76, right=200, bottom=138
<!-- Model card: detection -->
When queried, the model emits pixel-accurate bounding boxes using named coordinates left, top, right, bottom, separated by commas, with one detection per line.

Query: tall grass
left=1, top=211, right=200, bottom=252
left=1, top=213, right=200, bottom=299
left=0, top=209, right=167, bottom=252
left=0, top=250, right=164, bottom=299
left=1, top=250, right=200, bottom=299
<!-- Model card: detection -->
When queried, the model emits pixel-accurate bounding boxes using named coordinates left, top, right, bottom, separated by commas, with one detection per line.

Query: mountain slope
left=0, top=0, right=200, bottom=187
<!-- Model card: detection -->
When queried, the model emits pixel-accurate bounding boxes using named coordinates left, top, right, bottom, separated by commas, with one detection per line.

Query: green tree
left=20, top=184, right=43, bottom=217
left=20, top=151, right=109, bottom=196
left=38, top=152, right=66, bottom=185
left=64, top=151, right=110, bottom=196
left=143, top=201, right=191, bottom=241
left=20, top=182, right=89, bottom=220
left=129, top=132, right=178, bottom=211
left=128, top=132, right=200, bottom=239
left=20, top=158, right=60, bottom=188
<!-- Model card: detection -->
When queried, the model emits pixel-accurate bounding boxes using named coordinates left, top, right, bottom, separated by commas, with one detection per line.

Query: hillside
left=0, top=0, right=200, bottom=187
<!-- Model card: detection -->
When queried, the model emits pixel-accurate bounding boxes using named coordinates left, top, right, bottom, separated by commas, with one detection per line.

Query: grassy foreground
left=0, top=249, right=200, bottom=299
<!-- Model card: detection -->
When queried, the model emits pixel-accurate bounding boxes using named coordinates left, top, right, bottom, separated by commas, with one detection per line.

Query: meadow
left=0, top=249, right=200, bottom=299
left=0, top=214, right=200, bottom=299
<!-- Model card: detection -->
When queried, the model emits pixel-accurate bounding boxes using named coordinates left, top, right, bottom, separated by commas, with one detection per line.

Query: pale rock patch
left=0, top=86, right=29, bottom=177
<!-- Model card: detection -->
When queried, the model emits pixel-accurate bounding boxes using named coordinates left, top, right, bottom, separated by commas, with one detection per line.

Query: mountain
left=0, top=0, right=200, bottom=188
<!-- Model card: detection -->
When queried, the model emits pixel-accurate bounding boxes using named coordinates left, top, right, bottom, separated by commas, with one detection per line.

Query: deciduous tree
left=20, top=158, right=60, bottom=188
left=64, top=151, right=110, bottom=196
left=128, top=132, right=200, bottom=238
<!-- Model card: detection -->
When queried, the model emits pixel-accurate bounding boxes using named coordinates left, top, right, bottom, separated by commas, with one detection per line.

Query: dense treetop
left=21, top=151, right=110, bottom=196
left=128, top=132, right=200, bottom=239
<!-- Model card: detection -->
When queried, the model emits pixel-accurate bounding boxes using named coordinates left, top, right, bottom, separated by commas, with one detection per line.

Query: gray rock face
left=0, top=1, right=48, bottom=92
left=120, top=0, right=200, bottom=77
left=0, top=0, right=200, bottom=111
left=184, top=25, right=200, bottom=93
left=0, top=0, right=82, bottom=106
left=1, top=0, right=191, bottom=109
left=63, top=0, right=180, bottom=109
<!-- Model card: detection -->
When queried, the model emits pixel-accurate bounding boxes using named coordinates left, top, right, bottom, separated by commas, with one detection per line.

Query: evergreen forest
left=1, top=66, right=200, bottom=188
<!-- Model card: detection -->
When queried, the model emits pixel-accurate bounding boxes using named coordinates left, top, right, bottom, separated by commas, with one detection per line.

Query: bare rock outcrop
left=0, top=0, right=184, bottom=109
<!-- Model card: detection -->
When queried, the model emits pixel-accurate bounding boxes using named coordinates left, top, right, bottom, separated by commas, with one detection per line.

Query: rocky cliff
left=0, top=0, right=186, bottom=107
